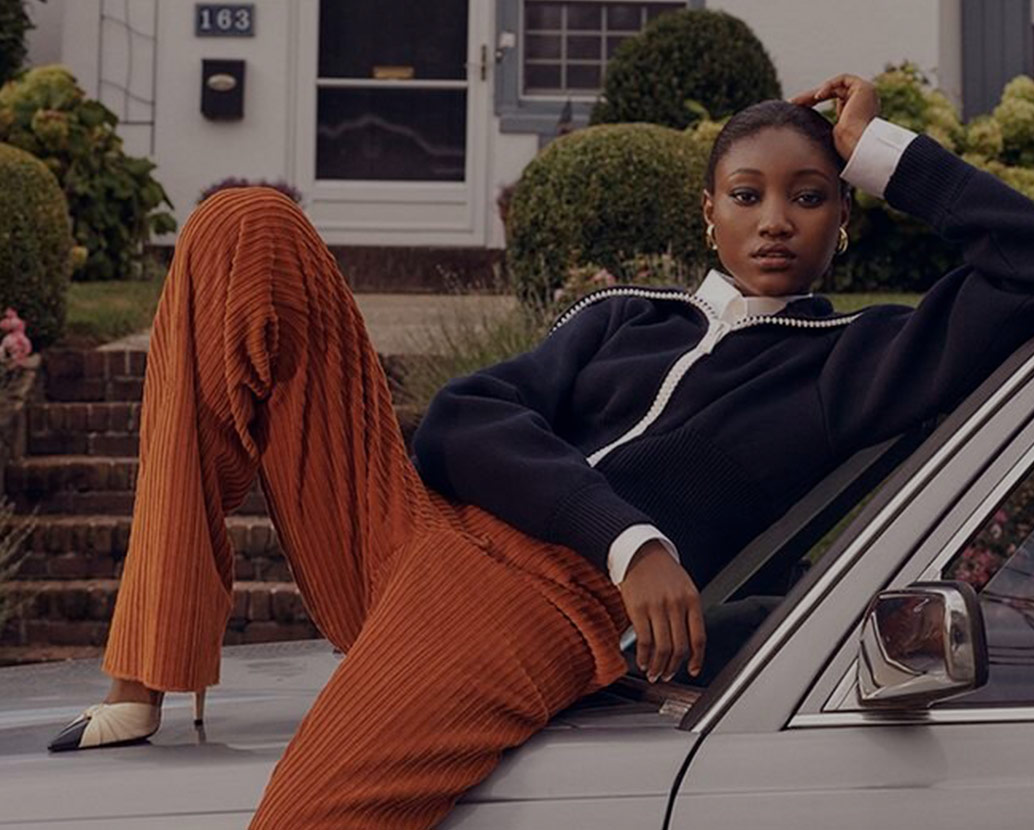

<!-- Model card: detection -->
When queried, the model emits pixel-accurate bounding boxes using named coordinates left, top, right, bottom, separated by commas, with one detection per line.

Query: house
left=23, top=0, right=1034, bottom=287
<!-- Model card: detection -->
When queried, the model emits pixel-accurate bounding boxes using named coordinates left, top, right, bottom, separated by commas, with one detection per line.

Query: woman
left=45, top=73, right=1034, bottom=828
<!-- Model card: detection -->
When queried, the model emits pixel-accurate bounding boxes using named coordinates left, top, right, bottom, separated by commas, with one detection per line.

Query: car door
left=668, top=344, right=1034, bottom=829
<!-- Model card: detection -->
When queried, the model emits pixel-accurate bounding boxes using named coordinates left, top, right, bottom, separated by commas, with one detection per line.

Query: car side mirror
left=857, top=581, right=989, bottom=709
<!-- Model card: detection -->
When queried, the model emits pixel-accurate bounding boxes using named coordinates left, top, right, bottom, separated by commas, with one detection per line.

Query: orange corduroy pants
left=100, top=188, right=631, bottom=828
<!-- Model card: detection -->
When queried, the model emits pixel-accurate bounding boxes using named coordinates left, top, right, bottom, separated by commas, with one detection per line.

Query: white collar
left=693, top=268, right=814, bottom=324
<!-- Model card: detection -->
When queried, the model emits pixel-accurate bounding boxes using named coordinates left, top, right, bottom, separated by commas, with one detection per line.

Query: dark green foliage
left=0, top=142, right=73, bottom=347
left=0, top=65, right=177, bottom=281
left=0, top=0, right=39, bottom=87
left=506, top=123, right=710, bottom=308
left=590, top=8, right=781, bottom=130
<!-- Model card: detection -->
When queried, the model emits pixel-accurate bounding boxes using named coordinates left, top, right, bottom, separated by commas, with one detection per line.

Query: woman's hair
left=705, top=100, right=849, bottom=196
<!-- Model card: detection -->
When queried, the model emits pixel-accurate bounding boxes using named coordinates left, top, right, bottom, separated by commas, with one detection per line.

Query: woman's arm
left=819, top=122, right=1034, bottom=454
left=412, top=295, right=658, bottom=573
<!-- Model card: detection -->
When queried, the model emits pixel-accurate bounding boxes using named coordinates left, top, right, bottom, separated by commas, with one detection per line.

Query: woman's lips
left=752, top=252, right=796, bottom=269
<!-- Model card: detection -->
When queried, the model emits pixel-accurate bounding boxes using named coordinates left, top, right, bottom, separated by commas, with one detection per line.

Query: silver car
left=3, top=337, right=1034, bottom=829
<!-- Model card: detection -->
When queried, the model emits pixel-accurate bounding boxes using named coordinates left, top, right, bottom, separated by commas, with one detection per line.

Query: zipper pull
left=698, top=319, right=730, bottom=354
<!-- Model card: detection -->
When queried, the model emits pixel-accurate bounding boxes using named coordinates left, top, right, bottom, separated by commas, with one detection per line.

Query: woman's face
left=702, top=126, right=850, bottom=297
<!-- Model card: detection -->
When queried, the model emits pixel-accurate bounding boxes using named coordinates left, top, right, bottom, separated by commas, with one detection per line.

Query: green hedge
left=830, top=63, right=1034, bottom=292
left=0, top=142, right=73, bottom=347
left=590, top=8, right=781, bottom=130
left=0, top=65, right=176, bottom=281
left=506, top=123, right=709, bottom=307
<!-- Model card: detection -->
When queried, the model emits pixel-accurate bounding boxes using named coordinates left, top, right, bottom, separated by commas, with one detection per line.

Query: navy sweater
left=411, top=135, right=1034, bottom=586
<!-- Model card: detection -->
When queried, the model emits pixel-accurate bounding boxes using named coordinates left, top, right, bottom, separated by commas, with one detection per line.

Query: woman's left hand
left=788, top=73, right=880, bottom=161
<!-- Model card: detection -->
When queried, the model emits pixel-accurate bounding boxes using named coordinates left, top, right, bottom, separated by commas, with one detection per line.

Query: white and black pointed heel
left=47, top=699, right=162, bottom=752
left=47, top=690, right=206, bottom=752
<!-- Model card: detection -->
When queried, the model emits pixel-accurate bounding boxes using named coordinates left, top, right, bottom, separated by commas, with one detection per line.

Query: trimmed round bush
left=0, top=142, right=73, bottom=347
left=590, top=9, right=781, bottom=129
left=506, top=123, right=709, bottom=307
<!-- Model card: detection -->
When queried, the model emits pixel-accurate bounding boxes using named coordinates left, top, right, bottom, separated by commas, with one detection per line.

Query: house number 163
left=196, top=4, right=255, bottom=37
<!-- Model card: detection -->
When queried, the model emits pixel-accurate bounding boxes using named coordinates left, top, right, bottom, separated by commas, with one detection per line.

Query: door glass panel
left=940, top=466, right=1034, bottom=705
left=316, top=89, right=467, bottom=181
left=318, top=0, right=468, bottom=80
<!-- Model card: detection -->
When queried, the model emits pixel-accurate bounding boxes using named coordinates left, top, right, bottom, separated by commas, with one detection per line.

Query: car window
left=939, top=465, right=1034, bottom=706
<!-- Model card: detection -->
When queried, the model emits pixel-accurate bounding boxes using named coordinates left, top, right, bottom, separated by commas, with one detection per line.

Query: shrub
left=590, top=8, right=781, bottom=130
left=829, top=62, right=1034, bottom=292
left=0, top=142, right=73, bottom=347
left=0, top=65, right=177, bottom=281
left=506, top=123, right=709, bottom=308
left=199, top=177, right=304, bottom=205
left=0, top=0, right=39, bottom=87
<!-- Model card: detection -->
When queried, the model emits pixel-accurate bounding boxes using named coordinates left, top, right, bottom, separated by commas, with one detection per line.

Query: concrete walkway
left=98, top=293, right=519, bottom=355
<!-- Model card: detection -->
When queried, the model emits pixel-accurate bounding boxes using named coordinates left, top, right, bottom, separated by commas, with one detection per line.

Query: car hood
left=0, top=641, right=697, bottom=827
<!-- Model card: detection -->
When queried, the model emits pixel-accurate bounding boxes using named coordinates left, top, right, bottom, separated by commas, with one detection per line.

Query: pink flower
left=0, top=309, right=32, bottom=368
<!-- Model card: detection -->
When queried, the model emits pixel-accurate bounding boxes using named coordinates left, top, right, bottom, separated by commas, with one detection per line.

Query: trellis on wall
left=97, top=0, right=159, bottom=154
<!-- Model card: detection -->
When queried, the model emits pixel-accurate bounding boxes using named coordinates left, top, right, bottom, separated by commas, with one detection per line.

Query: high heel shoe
left=47, top=690, right=207, bottom=752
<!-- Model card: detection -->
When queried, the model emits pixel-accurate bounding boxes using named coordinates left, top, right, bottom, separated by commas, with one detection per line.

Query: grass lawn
left=61, top=272, right=166, bottom=347
left=828, top=292, right=921, bottom=313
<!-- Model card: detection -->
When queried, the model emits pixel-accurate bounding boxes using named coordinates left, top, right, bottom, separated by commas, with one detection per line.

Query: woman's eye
left=796, top=191, right=825, bottom=206
left=731, top=190, right=758, bottom=205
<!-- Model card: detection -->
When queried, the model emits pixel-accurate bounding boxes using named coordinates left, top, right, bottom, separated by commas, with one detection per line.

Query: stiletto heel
left=193, top=689, right=207, bottom=726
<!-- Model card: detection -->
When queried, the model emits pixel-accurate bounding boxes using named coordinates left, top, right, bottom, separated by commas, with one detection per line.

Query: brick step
left=27, top=401, right=142, bottom=455
left=9, top=515, right=288, bottom=582
left=42, top=349, right=419, bottom=403
left=0, top=579, right=318, bottom=648
left=45, top=349, right=149, bottom=381
left=23, top=401, right=422, bottom=453
left=4, top=455, right=268, bottom=512
left=8, top=487, right=269, bottom=516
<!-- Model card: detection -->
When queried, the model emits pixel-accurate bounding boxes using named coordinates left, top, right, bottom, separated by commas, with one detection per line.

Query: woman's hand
left=788, top=73, right=881, bottom=161
left=618, top=541, right=706, bottom=682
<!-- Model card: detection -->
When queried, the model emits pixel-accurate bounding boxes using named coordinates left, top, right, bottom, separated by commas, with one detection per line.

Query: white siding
left=709, top=0, right=945, bottom=102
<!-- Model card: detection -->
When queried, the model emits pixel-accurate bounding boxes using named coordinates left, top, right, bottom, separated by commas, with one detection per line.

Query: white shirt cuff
left=608, top=524, right=679, bottom=584
left=839, top=117, right=919, bottom=199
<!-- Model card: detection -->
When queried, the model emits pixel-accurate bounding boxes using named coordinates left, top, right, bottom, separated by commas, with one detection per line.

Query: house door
left=294, top=0, right=491, bottom=246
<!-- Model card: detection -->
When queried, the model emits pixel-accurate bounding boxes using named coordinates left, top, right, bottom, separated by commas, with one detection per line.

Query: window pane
left=646, top=3, right=682, bottom=22
left=526, top=2, right=563, bottom=29
left=526, top=34, right=562, bottom=59
left=606, top=4, right=643, bottom=31
left=567, top=34, right=602, bottom=60
left=568, top=3, right=602, bottom=30
left=524, top=63, right=563, bottom=92
left=606, top=34, right=630, bottom=58
left=940, top=470, right=1034, bottom=705
left=318, top=0, right=468, bottom=80
left=567, top=64, right=601, bottom=89
left=316, top=88, right=466, bottom=181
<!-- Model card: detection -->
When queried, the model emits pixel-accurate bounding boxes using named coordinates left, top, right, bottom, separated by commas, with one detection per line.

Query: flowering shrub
left=0, top=65, right=176, bottom=281
left=198, top=177, right=304, bottom=205
left=550, top=253, right=694, bottom=310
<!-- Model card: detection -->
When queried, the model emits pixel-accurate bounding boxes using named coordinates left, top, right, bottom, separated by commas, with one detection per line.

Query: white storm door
left=295, top=0, right=490, bottom=246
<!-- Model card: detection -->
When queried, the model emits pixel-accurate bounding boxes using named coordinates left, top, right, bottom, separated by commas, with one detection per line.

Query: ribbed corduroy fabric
left=101, top=188, right=630, bottom=828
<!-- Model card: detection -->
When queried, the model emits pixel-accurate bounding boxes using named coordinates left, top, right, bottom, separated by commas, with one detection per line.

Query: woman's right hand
left=618, top=541, right=706, bottom=682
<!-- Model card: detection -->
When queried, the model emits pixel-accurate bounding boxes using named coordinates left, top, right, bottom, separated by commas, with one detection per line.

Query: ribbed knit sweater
left=411, top=132, right=1034, bottom=586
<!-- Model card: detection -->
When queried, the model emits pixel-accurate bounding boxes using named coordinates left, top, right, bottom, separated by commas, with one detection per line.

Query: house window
left=522, top=1, right=684, bottom=97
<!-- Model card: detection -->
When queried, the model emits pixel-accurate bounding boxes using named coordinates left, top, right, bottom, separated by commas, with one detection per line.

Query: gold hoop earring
left=836, top=226, right=849, bottom=255
left=705, top=223, right=717, bottom=251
